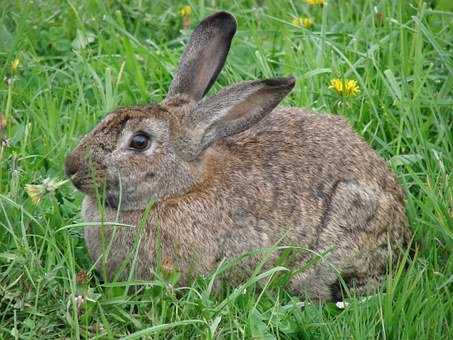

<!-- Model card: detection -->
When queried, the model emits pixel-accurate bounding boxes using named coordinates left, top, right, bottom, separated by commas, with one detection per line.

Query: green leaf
left=72, top=29, right=96, bottom=50
left=390, top=154, right=423, bottom=167
left=120, top=320, right=205, bottom=339
left=248, top=308, right=276, bottom=340
left=0, top=24, right=13, bottom=51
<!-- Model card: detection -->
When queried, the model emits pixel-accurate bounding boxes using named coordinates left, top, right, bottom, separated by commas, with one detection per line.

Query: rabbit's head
left=65, top=12, right=295, bottom=210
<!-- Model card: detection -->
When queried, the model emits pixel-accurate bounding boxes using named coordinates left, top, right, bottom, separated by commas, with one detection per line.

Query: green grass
left=1, top=0, right=452, bottom=338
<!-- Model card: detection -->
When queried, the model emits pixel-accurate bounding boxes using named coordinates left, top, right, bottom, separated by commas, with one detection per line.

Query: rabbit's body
left=67, top=11, right=410, bottom=301
left=81, top=106, right=409, bottom=300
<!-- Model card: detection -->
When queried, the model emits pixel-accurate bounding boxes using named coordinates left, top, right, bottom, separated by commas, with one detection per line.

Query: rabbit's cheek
left=103, top=176, right=155, bottom=211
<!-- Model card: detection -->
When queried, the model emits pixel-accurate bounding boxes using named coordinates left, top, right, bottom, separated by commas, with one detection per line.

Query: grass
left=0, top=0, right=452, bottom=338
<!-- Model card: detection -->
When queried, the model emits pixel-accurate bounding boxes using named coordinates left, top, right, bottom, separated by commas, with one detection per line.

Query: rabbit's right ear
left=166, top=11, right=237, bottom=101
left=169, top=77, right=296, bottom=161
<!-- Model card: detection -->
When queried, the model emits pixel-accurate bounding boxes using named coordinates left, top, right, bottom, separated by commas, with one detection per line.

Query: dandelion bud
left=11, top=58, right=20, bottom=73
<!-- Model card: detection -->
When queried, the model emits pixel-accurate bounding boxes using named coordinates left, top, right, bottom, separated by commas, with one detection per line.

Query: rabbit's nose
left=65, top=155, right=85, bottom=190
left=64, top=153, right=79, bottom=179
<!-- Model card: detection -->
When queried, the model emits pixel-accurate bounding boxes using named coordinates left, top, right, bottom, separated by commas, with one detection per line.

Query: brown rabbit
left=65, top=12, right=410, bottom=301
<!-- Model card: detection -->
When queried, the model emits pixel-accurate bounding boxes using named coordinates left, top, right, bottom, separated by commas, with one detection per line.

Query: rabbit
left=65, top=11, right=411, bottom=301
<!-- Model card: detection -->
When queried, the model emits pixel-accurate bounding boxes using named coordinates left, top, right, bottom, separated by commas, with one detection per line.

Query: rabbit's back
left=218, top=107, right=406, bottom=234
left=229, top=107, right=404, bottom=205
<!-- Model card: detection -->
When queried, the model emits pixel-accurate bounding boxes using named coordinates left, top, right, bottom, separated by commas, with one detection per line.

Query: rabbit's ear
left=171, top=77, right=296, bottom=161
left=166, top=11, right=237, bottom=101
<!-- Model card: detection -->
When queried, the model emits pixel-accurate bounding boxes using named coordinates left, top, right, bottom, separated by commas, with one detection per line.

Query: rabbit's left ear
left=167, top=12, right=237, bottom=101
left=170, top=77, right=296, bottom=161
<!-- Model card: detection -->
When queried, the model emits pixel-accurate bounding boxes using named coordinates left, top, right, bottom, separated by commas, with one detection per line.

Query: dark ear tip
left=202, top=11, right=237, bottom=34
left=211, top=11, right=236, bottom=20
left=263, top=76, right=296, bottom=88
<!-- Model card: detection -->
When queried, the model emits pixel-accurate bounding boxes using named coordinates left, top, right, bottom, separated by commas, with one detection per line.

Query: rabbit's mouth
left=71, top=176, right=98, bottom=194
left=68, top=170, right=109, bottom=198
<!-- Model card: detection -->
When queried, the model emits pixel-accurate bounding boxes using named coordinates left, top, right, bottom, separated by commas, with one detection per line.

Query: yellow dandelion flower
left=302, top=18, right=314, bottom=28
left=292, top=17, right=302, bottom=27
left=306, top=0, right=326, bottom=6
left=329, top=78, right=344, bottom=94
left=11, top=58, right=20, bottom=73
left=292, top=17, right=314, bottom=29
left=344, top=79, right=360, bottom=96
left=25, top=177, right=70, bottom=205
left=179, top=5, right=192, bottom=17
left=329, top=78, right=360, bottom=97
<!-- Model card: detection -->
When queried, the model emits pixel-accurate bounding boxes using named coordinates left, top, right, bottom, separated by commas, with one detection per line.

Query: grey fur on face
left=65, top=11, right=410, bottom=301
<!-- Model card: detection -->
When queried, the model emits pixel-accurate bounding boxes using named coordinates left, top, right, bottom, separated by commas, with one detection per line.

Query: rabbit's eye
left=129, top=132, right=151, bottom=151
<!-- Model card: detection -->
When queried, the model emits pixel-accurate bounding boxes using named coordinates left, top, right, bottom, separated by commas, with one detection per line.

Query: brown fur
left=65, top=12, right=410, bottom=301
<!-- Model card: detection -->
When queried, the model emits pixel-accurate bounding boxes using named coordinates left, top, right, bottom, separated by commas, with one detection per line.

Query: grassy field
left=1, top=0, right=452, bottom=338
